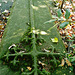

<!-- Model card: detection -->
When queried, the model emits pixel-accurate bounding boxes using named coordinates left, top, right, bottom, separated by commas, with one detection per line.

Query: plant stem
left=48, top=22, right=60, bottom=31
left=61, top=0, right=65, bottom=10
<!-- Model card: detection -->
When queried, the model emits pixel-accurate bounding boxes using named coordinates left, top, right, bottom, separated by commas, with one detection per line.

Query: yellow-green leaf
left=51, top=37, right=58, bottom=43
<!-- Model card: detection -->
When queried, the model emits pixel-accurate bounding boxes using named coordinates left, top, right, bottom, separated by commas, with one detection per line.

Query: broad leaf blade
left=57, top=9, right=62, bottom=18
left=70, top=44, right=75, bottom=48
left=65, top=9, right=70, bottom=19
left=60, top=22, right=69, bottom=28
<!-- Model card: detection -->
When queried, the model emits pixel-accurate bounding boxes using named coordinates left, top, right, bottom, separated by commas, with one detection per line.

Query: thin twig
left=61, top=0, right=65, bottom=11
left=48, top=22, right=60, bottom=31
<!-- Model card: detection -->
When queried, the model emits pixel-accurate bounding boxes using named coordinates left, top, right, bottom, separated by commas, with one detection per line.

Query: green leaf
left=51, top=37, right=58, bottom=43
left=70, top=56, right=75, bottom=62
left=70, top=44, right=75, bottom=49
left=60, top=22, right=69, bottom=28
left=52, top=15, right=59, bottom=19
left=67, top=40, right=74, bottom=42
left=65, top=9, right=70, bottom=19
left=57, top=9, right=62, bottom=18
left=69, top=66, right=73, bottom=71
left=44, top=19, right=57, bottom=24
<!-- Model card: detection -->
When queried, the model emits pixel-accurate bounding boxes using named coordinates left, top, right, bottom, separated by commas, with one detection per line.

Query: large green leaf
left=65, top=9, right=70, bottom=19
left=70, top=56, right=75, bottom=62
left=57, top=9, right=62, bottom=18
left=70, top=44, right=75, bottom=49
left=60, top=22, right=69, bottom=28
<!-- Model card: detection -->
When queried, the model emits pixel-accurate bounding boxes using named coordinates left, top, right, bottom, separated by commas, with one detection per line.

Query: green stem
left=48, top=22, right=60, bottom=31
left=61, top=0, right=65, bottom=10
left=3, top=52, right=31, bottom=57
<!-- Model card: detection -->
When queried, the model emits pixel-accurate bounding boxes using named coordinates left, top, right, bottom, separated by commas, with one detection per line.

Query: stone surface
left=0, top=0, right=67, bottom=75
